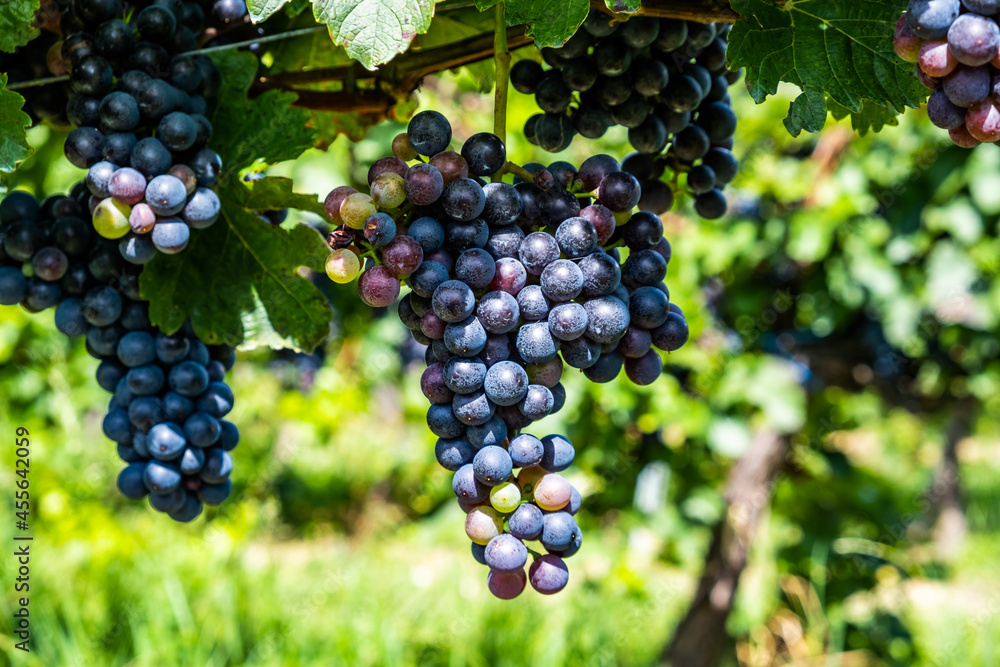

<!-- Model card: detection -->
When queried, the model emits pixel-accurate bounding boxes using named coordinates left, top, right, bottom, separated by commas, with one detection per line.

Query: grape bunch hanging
left=896, top=0, right=1000, bottom=146
left=0, top=187, right=239, bottom=522
left=322, top=111, right=689, bottom=598
left=52, top=0, right=246, bottom=258
left=510, top=12, right=741, bottom=219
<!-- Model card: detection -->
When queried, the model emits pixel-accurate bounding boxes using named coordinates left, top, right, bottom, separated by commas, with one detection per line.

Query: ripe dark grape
left=407, top=110, right=452, bottom=156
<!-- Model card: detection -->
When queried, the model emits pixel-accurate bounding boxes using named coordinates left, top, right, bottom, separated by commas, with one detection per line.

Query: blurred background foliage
left=2, top=51, right=1000, bottom=666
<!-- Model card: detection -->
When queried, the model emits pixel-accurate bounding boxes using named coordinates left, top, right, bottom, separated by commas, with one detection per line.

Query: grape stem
left=500, top=162, right=534, bottom=183
left=492, top=1, right=511, bottom=184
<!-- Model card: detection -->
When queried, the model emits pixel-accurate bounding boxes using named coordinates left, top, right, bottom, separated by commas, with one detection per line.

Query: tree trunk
left=928, top=398, right=975, bottom=560
left=662, top=429, right=789, bottom=667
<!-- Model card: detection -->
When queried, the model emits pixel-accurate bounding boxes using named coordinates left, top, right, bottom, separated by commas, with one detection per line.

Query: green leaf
left=232, top=175, right=328, bottom=217
left=312, top=0, right=436, bottom=70
left=828, top=98, right=902, bottom=136
left=0, top=0, right=40, bottom=53
left=0, top=75, right=31, bottom=172
left=208, top=51, right=315, bottom=182
left=475, top=0, right=500, bottom=10
left=604, top=0, right=640, bottom=13
left=248, top=0, right=289, bottom=22
left=505, top=0, right=589, bottom=48
left=141, top=182, right=332, bottom=352
left=728, top=0, right=927, bottom=136
left=415, top=10, right=496, bottom=92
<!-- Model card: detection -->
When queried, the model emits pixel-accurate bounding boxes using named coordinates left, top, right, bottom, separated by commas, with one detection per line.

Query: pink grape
left=357, top=265, right=400, bottom=307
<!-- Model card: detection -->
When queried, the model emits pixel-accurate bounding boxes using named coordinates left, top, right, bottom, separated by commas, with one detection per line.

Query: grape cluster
left=510, top=11, right=741, bottom=219
left=55, top=0, right=245, bottom=257
left=322, top=111, right=690, bottom=597
left=896, top=0, right=1000, bottom=146
left=0, top=187, right=239, bottom=521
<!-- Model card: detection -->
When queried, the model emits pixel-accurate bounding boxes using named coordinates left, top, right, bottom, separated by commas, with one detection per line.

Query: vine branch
left=591, top=0, right=738, bottom=23
left=492, top=1, right=511, bottom=182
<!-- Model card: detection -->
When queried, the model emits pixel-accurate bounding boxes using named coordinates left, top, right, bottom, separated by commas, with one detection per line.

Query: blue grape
left=629, top=285, right=669, bottom=329
left=476, top=291, right=519, bottom=334
left=407, top=217, right=445, bottom=252
left=148, top=422, right=187, bottom=460
left=168, top=494, right=203, bottom=522
left=55, top=298, right=89, bottom=337
left=117, top=462, right=149, bottom=499
left=127, top=364, right=166, bottom=395
left=183, top=411, right=222, bottom=447
left=156, top=332, right=190, bottom=363
left=82, top=286, right=122, bottom=326
left=198, top=479, right=233, bottom=505
left=465, top=415, right=507, bottom=449
left=117, top=331, right=156, bottom=367
left=584, top=296, right=630, bottom=343
left=179, top=447, right=206, bottom=474
left=516, top=321, right=559, bottom=365
left=471, top=542, right=488, bottom=565
left=519, top=232, right=560, bottom=276
left=485, top=534, right=528, bottom=572
left=149, top=488, right=186, bottom=513
left=144, top=460, right=182, bottom=494
left=218, top=420, right=239, bottom=451
left=509, top=434, right=544, bottom=468
left=452, top=390, right=496, bottom=426
left=508, top=502, right=544, bottom=539
left=182, top=188, right=220, bottom=229
left=540, top=511, right=578, bottom=551
left=151, top=218, right=190, bottom=254
left=579, top=251, right=622, bottom=297
left=432, top=280, right=476, bottom=323
left=453, top=463, right=489, bottom=502
left=548, top=302, right=588, bottom=341
left=481, top=182, right=523, bottom=226
left=103, top=408, right=133, bottom=443
left=540, top=259, right=584, bottom=302
left=541, top=434, right=575, bottom=472
left=200, top=448, right=233, bottom=483
left=119, top=234, right=158, bottom=264
left=555, top=216, right=598, bottom=258
left=583, top=349, right=623, bottom=382
left=168, top=360, right=209, bottom=397
left=427, top=403, right=466, bottom=438
left=472, top=445, right=513, bottom=485
left=435, top=437, right=475, bottom=471
left=441, top=178, right=486, bottom=221
left=455, top=248, right=496, bottom=290
left=516, top=285, right=552, bottom=321
left=96, top=360, right=126, bottom=392
left=0, top=266, right=28, bottom=306
left=483, top=360, right=529, bottom=406
left=195, top=382, right=234, bottom=417
left=444, top=315, right=487, bottom=357
left=443, top=356, right=487, bottom=394
left=407, top=110, right=452, bottom=156
left=128, top=396, right=164, bottom=431
left=519, top=385, right=554, bottom=421
left=485, top=225, right=525, bottom=260
left=408, top=260, right=449, bottom=298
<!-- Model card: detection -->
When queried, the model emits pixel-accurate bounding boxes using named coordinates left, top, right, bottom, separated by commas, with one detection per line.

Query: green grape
left=465, top=506, right=504, bottom=545
left=516, top=465, right=546, bottom=497
left=489, top=481, right=521, bottom=514
left=325, top=248, right=361, bottom=284
left=392, top=132, right=418, bottom=161
left=533, top=473, right=571, bottom=511
left=93, top=198, right=132, bottom=239
left=613, top=209, right=632, bottom=226
left=340, top=193, right=377, bottom=230
left=371, top=173, right=406, bottom=209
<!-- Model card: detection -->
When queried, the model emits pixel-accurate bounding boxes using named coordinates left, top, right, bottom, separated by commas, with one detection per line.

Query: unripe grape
left=93, top=198, right=132, bottom=239
left=325, top=248, right=361, bottom=284
left=392, top=132, right=418, bottom=161
left=489, top=481, right=522, bottom=513
left=370, top=172, right=406, bottom=209
left=533, top=473, right=572, bottom=511
left=465, top=505, right=504, bottom=544
left=340, top=193, right=377, bottom=229
left=517, top=465, right=547, bottom=496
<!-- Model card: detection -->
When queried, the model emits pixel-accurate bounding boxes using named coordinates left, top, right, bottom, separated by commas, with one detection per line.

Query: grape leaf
left=0, top=76, right=31, bottom=173
left=828, top=99, right=902, bottom=136
left=232, top=175, right=327, bottom=217
left=505, top=0, right=589, bottom=48
left=728, top=0, right=927, bottom=136
left=141, top=183, right=332, bottom=352
left=312, top=0, right=435, bottom=70
left=207, top=51, right=315, bottom=183
left=141, top=51, right=330, bottom=351
left=0, top=0, right=40, bottom=53
left=247, top=0, right=289, bottom=22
